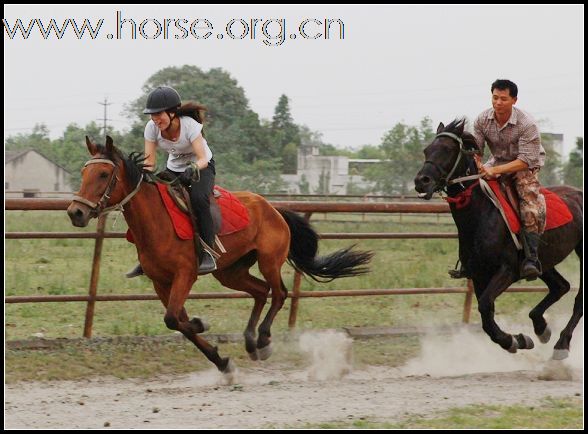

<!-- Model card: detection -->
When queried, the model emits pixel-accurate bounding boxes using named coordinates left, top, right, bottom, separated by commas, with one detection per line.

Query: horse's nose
left=67, top=205, right=88, bottom=227
left=414, top=174, right=433, bottom=191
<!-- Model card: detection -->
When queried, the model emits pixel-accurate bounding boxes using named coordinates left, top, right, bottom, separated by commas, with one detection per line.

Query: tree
left=563, top=137, right=583, bottom=188
left=539, top=133, right=563, bottom=186
left=127, top=65, right=272, bottom=163
left=363, top=117, right=435, bottom=195
left=270, top=94, right=301, bottom=171
left=315, top=169, right=330, bottom=194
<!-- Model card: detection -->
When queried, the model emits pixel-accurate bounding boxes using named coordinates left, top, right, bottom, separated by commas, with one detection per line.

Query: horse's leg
left=213, top=266, right=268, bottom=360
left=552, top=243, right=583, bottom=360
left=529, top=268, right=571, bottom=343
left=476, top=264, right=535, bottom=353
left=163, top=272, right=233, bottom=373
left=256, top=256, right=288, bottom=360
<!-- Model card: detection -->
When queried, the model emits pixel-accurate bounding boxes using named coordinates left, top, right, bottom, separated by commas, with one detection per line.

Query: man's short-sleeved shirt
left=473, top=107, right=545, bottom=168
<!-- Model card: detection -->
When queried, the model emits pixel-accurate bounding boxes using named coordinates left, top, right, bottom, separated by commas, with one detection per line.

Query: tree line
left=5, top=65, right=583, bottom=193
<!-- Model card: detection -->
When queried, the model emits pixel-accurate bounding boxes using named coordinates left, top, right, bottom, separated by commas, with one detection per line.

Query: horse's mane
left=94, top=143, right=150, bottom=187
left=443, top=118, right=479, bottom=152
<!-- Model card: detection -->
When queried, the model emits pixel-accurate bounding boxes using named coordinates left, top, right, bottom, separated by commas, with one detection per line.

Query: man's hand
left=479, top=164, right=499, bottom=180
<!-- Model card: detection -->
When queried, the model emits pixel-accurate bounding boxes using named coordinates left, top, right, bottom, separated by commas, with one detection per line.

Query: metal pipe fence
left=5, top=198, right=550, bottom=337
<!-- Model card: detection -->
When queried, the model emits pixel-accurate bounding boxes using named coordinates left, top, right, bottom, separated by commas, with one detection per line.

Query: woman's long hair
left=175, top=102, right=207, bottom=137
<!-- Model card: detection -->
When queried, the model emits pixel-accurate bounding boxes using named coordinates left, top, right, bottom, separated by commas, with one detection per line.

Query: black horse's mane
left=442, top=118, right=479, bottom=153
left=94, top=143, right=151, bottom=187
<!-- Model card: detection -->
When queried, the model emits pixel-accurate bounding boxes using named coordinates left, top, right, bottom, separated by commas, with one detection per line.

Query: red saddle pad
left=126, top=184, right=250, bottom=243
left=486, top=180, right=573, bottom=234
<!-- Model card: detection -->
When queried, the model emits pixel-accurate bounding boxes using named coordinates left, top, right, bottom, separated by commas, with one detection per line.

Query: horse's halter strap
left=425, top=132, right=481, bottom=191
left=72, top=157, right=142, bottom=217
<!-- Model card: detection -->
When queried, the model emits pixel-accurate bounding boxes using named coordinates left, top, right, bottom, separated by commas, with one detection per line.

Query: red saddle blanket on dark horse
left=126, top=184, right=249, bottom=243
left=485, top=180, right=573, bottom=234
left=448, top=180, right=573, bottom=234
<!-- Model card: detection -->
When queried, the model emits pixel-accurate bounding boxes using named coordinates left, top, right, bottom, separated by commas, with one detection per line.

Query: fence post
left=83, top=214, right=107, bottom=338
left=462, top=279, right=474, bottom=323
left=288, top=211, right=313, bottom=329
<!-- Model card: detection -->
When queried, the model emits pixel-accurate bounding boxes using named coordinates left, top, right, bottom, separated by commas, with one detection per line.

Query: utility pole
left=98, top=97, right=112, bottom=137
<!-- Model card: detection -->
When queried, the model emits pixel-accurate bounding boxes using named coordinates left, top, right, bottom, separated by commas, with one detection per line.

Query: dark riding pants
left=164, top=159, right=216, bottom=246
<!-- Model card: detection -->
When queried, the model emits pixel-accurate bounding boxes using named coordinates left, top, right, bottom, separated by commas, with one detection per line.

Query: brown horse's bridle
left=72, top=157, right=142, bottom=217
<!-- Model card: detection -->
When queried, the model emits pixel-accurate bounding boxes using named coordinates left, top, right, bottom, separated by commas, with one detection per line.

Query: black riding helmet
left=143, top=86, right=181, bottom=114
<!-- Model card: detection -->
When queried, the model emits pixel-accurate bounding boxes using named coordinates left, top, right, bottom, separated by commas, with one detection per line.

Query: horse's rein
left=72, top=158, right=143, bottom=217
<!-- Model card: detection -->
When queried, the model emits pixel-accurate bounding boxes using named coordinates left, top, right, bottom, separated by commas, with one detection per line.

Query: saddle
left=498, top=174, right=520, bottom=221
left=166, top=182, right=223, bottom=235
left=126, top=177, right=250, bottom=256
left=484, top=177, right=573, bottom=235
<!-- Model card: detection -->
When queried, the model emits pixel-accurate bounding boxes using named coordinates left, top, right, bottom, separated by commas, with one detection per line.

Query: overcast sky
left=3, top=4, right=584, bottom=156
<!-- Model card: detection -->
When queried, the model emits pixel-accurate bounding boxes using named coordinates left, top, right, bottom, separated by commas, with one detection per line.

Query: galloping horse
left=414, top=119, right=582, bottom=360
left=67, top=136, right=373, bottom=373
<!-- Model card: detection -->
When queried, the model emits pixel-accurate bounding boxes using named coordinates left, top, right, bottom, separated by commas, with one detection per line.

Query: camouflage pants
left=514, top=168, right=546, bottom=234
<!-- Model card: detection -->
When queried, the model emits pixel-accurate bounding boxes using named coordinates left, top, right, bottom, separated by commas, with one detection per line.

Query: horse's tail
left=277, top=209, right=373, bottom=282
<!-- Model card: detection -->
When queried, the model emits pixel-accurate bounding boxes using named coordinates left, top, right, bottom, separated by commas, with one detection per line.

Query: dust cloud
left=400, top=317, right=583, bottom=381
left=298, top=330, right=354, bottom=381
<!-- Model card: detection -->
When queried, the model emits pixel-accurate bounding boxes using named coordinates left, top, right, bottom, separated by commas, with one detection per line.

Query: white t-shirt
left=144, top=116, right=213, bottom=172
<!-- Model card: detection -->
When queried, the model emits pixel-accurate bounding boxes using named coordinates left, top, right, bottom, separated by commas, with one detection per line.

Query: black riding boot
left=198, top=249, right=217, bottom=275
left=125, top=263, right=144, bottom=278
left=520, top=231, right=542, bottom=281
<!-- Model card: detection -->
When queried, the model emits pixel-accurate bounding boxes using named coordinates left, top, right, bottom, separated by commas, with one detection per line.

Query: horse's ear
left=436, top=122, right=445, bottom=134
left=86, top=136, right=98, bottom=156
left=105, top=135, right=114, bottom=155
left=455, top=120, right=465, bottom=136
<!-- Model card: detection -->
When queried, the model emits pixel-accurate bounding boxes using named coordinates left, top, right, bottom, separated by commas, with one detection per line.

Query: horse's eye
left=99, top=172, right=109, bottom=179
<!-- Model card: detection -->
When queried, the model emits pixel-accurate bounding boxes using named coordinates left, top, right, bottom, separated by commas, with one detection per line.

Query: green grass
left=299, top=397, right=584, bottom=429
left=5, top=334, right=420, bottom=383
left=5, top=210, right=580, bottom=342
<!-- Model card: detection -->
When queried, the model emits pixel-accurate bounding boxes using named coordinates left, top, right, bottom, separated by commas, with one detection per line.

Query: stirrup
left=125, top=263, right=144, bottom=278
left=448, top=259, right=469, bottom=279
left=198, top=251, right=217, bottom=275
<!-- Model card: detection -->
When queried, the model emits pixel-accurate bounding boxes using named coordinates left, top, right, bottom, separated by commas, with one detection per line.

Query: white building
left=5, top=150, right=72, bottom=197
left=280, top=145, right=378, bottom=194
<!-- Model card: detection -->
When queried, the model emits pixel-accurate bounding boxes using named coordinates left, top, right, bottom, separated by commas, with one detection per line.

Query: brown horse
left=67, top=136, right=373, bottom=373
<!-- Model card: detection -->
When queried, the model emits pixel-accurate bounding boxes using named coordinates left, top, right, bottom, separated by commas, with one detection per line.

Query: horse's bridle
left=72, top=157, right=142, bottom=217
left=424, top=132, right=481, bottom=192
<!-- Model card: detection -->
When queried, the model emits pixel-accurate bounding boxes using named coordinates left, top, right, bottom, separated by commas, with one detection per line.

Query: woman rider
left=126, top=86, right=217, bottom=277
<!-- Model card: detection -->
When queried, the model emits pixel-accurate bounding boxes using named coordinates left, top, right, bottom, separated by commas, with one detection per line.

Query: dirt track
left=5, top=327, right=583, bottom=429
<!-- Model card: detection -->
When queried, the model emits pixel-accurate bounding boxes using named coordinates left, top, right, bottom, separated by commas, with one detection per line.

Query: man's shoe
left=520, top=259, right=541, bottom=281
left=198, top=251, right=217, bottom=275
left=520, top=231, right=542, bottom=281
left=125, top=263, right=144, bottom=278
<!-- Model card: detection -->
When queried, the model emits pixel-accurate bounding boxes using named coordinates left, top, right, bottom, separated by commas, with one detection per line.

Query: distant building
left=280, top=145, right=378, bottom=194
left=5, top=150, right=72, bottom=197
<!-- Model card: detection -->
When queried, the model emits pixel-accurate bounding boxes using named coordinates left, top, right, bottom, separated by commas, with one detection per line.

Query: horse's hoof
left=222, top=359, right=236, bottom=374
left=190, top=317, right=210, bottom=333
left=257, top=343, right=273, bottom=361
left=247, top=350, right=259, bottom=361
left=537, top=325, right=552, bottom=344
left=507, top=335, right=518, bottom=353
left=552, top=349, right=570, bottom=360
left=517, top=333, right=535, bottom=350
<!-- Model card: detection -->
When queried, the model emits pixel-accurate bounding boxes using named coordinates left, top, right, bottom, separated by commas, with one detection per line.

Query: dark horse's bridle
left=72, top=157, right=142, bottom=217
left=423, top=132, right=481, bottom=192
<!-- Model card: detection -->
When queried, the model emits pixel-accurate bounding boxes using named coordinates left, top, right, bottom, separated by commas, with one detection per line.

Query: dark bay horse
left=414, top=120, right=582, bottom=360
left=67, top=136, right=373, bottom=373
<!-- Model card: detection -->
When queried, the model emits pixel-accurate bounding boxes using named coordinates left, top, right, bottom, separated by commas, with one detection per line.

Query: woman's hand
left=179, top=163, right=200, bottom=185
